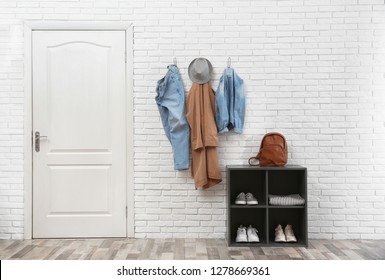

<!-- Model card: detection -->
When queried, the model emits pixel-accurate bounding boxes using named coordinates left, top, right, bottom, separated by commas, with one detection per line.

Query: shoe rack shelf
left=227, top=165, right=308, bottom=247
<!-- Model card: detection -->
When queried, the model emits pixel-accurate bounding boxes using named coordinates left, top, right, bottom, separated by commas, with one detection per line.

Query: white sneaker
left=235, top=225, right=247, bottom=242
left=246, top=193, right=258, bottom=205
left=247, top=225, right=260, bottom=242
left=274, top=224, right=286, bottom=242
left=285, top=224, right=297, bottom=243
left=235, top=192, right=246, bottom=205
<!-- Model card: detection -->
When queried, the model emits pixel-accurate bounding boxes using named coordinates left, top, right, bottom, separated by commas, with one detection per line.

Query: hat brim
left=188, top=58, right=213, bottom=84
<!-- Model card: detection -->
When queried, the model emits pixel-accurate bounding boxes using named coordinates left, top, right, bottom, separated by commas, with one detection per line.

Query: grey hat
left=188, top=57, right=213, bottom=84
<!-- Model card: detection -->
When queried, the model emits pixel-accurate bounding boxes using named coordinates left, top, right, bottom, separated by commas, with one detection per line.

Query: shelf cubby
left=229, top=208, right=267, bottom=246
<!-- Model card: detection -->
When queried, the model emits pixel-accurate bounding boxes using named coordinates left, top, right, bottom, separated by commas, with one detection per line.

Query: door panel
left=48, top=42, right=111, bottom=152
left=48, top=165, right=111, bottom=214
left=32, top=31, right=126, bottom=238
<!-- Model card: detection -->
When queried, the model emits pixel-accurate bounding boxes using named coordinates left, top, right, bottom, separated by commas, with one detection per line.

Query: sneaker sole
left=235, top=201, right=246, bottom=205
left=236, top=238, right=248, bottom=242
left=274, top=238, right=286, bottom=243
left=286, top=238, right=297, bottom=243
left=248, top=238, right=260, bottom=242
left=246, top=202, right=258, bottom=205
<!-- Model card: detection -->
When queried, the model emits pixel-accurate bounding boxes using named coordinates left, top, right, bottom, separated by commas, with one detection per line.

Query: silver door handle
left=35, top=131, right=47, bottom=152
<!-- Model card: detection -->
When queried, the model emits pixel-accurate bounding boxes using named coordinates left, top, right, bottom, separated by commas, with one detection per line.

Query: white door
left=32, top=31, right=127, bottom=238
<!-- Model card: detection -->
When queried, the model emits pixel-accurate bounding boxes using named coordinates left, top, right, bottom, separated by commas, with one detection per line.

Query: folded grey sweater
left=269, top=194, right=305, bottom=206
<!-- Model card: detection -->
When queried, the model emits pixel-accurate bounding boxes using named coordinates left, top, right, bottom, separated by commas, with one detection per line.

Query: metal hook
left=227, top=57, right=231, bottom=68
left=173, top=57, right=177, bottom=66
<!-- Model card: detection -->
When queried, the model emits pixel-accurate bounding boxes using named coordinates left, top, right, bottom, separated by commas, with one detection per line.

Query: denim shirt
left=215, top=67, right=245, bottom=134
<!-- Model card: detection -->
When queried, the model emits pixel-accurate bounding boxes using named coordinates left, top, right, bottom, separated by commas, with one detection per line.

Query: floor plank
left=0, top=239, right=384, bottom=260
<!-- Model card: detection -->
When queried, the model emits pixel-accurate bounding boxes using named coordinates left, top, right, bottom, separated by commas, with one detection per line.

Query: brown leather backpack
left=249, top=132, right=288, bottom=166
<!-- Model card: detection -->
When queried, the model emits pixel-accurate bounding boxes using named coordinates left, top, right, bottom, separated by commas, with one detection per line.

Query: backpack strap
left=248, top=156, right=259, bottom=166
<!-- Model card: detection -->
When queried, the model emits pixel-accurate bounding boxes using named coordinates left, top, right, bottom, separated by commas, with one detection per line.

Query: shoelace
left=286, top=227, right=294, bottom=235
left=275, top=225, right=283, bottom=233
left=237, top=193, right=245, bottom=198
left=246, top=193, right=254, bottom=199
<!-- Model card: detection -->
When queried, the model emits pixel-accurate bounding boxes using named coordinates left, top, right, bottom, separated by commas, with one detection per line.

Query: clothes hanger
left=173, top=57, right=177, bottom=66
left=227, top=57, right=231, bottom=68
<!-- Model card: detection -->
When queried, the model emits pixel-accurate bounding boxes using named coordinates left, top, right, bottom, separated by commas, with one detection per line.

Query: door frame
left=23, top=21, right=134, bottom=239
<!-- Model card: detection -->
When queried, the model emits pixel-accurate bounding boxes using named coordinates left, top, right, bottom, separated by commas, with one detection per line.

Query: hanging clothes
left=155, top=64, right=190, bottom=170
left=186, top=82, right=222, bottom=189
left=215, top=67, right=246, bottom=134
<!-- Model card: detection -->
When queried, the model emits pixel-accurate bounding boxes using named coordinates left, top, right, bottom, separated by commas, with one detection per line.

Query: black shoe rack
left=227, top=165, right=308, bottom=247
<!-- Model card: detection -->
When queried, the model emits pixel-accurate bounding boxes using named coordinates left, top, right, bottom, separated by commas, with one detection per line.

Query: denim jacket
left=215, top=67, right=245, bottom=134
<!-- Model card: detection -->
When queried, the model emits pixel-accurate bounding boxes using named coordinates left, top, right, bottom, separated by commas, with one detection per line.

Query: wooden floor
left=0, top=238, right=384, bottom=260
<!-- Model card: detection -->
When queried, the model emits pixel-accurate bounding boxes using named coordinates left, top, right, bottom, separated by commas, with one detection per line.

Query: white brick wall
left=0, top=0, right=385, bottom=239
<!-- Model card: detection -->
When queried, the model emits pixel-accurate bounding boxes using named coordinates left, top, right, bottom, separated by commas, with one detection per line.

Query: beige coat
left=186, top=82, right=222, bottom=189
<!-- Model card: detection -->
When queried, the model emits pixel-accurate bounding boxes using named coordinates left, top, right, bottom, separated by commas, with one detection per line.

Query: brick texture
left=0, top=0, right=385, bottom=239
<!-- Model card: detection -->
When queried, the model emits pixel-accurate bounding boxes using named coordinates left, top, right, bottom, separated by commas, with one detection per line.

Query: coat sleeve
left=215, top=76, right=229, bottom=134
left=233, top=73, right=245, bottom=134
left=186, top=84, right=203, bottom=150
